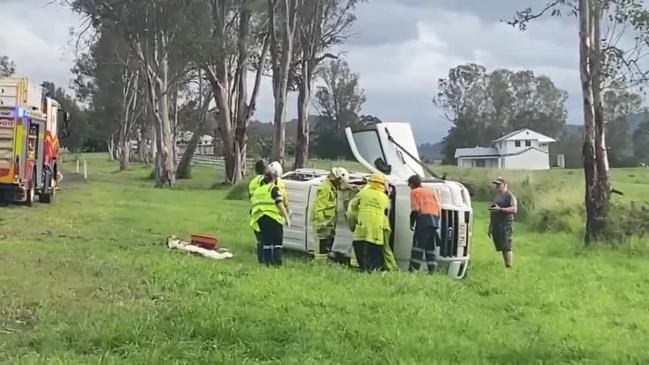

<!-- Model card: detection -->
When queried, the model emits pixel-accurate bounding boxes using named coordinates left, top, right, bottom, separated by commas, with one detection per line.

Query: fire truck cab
left=0, top=78, right=66, bottom=205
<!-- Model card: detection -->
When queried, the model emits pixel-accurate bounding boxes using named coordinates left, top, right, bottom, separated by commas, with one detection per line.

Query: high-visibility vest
left=410, top=187, right=441, bottom=216
left=276, top=178, right=289, bottom=210
left=248, top=175, right=263, bottom=198
left=350, top=186, right=390, bottom=245
left=250, top=183, right=284, bottom=231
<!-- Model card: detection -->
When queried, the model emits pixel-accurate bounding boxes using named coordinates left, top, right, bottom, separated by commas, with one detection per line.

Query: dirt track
left=58, top=169, right=86, bottom=186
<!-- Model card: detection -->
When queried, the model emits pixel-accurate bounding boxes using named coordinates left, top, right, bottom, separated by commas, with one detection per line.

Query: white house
left=454, top=129, right=556, bottom=170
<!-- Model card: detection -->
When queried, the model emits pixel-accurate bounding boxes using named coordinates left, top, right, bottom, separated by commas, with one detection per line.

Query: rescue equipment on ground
left=190, top=233, right=219, bottom=250
left=167, top=235, right=233, bottom=260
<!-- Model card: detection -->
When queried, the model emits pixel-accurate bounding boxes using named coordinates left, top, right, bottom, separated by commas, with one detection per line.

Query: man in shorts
left=488, top=177, right=518, bottom=268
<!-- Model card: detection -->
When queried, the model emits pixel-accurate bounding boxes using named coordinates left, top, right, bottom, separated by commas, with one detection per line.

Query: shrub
left=604, top=202, right=649, bottom=242
left=513, top=188, right=536, bottom=222
left=530, top=206, right=583, bottom=233
left=226, top=180, right=250, bottom=201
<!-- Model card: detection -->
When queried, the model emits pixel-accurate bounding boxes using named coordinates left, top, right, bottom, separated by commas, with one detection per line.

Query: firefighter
left=346, top=179, right=398, bottom=271
left=347, top=172, right=392, bottom=272
left=407, top=175, right=442, bottom=274
left=268, top=161, right=289, bottom=212
left=249, top=159, right=267, bottom=263
left=311, top=167, right=350, bottom=261
left=250, top=169, right=290, bottom=266
left=248, top=160, right=267, bottom=199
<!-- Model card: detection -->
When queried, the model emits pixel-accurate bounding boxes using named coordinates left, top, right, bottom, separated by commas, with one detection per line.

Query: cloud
left=341, top=5, right=582, bottom=143
left=0, top=0, right=81, bottom=90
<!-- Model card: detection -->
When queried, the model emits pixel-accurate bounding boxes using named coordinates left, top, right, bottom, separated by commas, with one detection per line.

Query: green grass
left=1, top=154, right=649, bottom=364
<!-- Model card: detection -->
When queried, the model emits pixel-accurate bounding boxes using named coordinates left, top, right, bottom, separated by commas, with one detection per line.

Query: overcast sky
left=1, top=0, right=585, bottom=143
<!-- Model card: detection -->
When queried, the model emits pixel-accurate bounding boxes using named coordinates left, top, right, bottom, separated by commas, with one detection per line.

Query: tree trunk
left=155, top=56, right=176, bottom=187
left=176, top=127, right=202, bottom=179
left=580, top=0, right=610, bottom=244
left=107, top=137, right=115, bottom=161
left=118, top=121, right=130, bottom=171
left=172, top=88, right=179, bottom=174
left=207, top=68, right=236, bottom=184
left=270, top=0, right=297, bottom=164
left=271, top=95, right=287, bottom=164
left=149, top=125, right=157, bottom=165
left=119, top=139, right=130, bottom=171
left=137, top=127, right=146, bottom=163
left=295, top=61, right=312, bottom=169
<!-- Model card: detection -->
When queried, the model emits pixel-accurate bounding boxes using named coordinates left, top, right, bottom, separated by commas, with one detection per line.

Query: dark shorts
left=491, top=222, right=513, bottom=252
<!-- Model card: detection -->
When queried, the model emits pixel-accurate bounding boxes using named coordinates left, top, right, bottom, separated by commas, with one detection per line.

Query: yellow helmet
left=367, top=172, right=386, bottom=185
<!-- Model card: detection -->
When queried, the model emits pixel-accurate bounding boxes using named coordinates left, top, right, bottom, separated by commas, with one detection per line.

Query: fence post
left=76, top=158, right=80, bottom=173
left=83, top=158, right=88, bottom=180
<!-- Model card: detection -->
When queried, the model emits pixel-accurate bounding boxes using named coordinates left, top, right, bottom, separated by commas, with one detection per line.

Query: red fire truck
left=0, top=78, right=67, bottom=205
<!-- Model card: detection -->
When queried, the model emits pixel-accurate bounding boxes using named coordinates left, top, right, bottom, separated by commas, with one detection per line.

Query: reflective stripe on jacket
left=276, top=178, right=289, bottom=210
left=311, top=177, right=338, bottom=239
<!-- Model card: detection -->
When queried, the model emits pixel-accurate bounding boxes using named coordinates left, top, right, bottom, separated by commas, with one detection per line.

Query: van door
left=345, top=122, right=424, bottom=181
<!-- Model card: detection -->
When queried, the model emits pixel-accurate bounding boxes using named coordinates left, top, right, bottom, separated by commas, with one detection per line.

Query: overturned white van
left=282, top=122, right=473, bottom=279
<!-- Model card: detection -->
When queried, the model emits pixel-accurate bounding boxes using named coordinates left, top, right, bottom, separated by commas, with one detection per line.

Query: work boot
left=313, top=253, right=329, bottom=264
left=331, top=252, right=350, bottom=266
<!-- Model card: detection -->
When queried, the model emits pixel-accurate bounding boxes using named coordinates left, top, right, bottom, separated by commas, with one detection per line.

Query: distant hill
left=247, top=115, right=329, bottom=143
left=418, top=141, right=445, bottom=161
left=212, top=113, right=648, bottom=161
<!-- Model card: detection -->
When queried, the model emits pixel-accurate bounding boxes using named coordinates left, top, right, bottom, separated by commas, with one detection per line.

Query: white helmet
left=331, top=167, right=350, bottom=184
left=268, top=161, right=283, bottom=177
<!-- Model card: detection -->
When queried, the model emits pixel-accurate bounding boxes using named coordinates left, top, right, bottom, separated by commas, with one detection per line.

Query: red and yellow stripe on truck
left=0, top=116, right=23, bottom=184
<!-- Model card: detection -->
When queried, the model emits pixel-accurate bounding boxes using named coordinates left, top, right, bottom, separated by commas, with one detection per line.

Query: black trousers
left=409, top=226, right=439, bottom=273
left=254, top=230, right=263, bottom=264
left=257, top=215, right=284, bottom=266
left=352, top=241, right=385, bottom=272
left=319, top=237, right=334, bottom=254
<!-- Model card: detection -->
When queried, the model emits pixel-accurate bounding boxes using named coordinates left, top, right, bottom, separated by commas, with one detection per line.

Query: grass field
left=1, top=154, right=649, bottom=364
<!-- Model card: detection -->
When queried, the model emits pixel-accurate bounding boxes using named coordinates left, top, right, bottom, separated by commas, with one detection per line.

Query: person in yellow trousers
left=346, top=172, right=396, bottom=272
left=250, top=168, right=290, bottom=266
left=311, top=167, right=350, bottom=262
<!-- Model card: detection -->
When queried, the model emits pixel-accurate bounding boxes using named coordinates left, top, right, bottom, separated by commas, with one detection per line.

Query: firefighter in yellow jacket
left=268, top=161, right=289, bottom=212
left=347, top=172, right=393, bottom=271
left=311, top=167, right=350, bottom=261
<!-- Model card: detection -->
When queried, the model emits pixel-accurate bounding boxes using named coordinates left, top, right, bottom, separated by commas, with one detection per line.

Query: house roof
left=455, top=147, right=501, bottom=158
left=492, top=128, right=556, bottom=143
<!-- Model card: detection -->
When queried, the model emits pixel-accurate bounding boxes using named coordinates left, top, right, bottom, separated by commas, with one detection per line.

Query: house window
left=515, top=141, right=521, bottom=147
left=525, top=140, right=531, bottom=147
